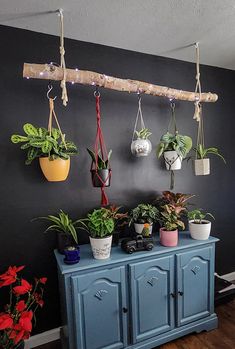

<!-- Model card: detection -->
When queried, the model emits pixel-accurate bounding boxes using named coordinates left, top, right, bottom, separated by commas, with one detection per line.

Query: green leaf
left=51, top=128, right=61, bottom=140
left=42, top=140, right=52, bottom=153
left=23, top=123, right=39, bottom=136
left=11, top=135, right=28, bottom=144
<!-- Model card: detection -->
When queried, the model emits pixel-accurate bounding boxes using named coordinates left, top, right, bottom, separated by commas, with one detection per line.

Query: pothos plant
left=156, top=132, right=192, bottom=159
left=188, top=209, right=215, bottom=224
left=0, top=266, right=47, bottom=349
left=11, top=123, right=78, bottom=165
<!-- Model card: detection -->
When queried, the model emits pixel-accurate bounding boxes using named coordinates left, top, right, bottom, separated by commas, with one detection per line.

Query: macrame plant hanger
left=58, top=9, right=68, bottom=106
left=47, top=84, right=67, bottom=149
left=132, top=93, right=146, bottom=141
left=193, top=42, right=205, bottom=157
left=91, top=87, right=112, bottom=206
left=164, top=99, right=179, bottom=190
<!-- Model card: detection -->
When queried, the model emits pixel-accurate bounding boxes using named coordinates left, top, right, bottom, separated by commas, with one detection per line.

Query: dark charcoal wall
left=0, top=25, right=234, bottom=333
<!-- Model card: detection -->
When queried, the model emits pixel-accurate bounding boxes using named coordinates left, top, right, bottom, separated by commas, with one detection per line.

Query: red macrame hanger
left=91, top=87, right=112, bottom=206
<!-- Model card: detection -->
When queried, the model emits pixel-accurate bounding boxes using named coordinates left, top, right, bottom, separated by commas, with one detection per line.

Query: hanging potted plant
left=156, top=132, right=192, bottom=170
left=193, top=144, right=226, bottom=176
left=34, top=210, right=79, bottom=254
left=188, top=209, right=215, bottom=240
left=129, top=204, right=159, bottom=235
left=87, top=148, right=112, bottom=187
left=131, top=93, right=152, bottom=157
left=11, top=123, right=78, bottom=182
left=77, top=207, right=116, bottom=260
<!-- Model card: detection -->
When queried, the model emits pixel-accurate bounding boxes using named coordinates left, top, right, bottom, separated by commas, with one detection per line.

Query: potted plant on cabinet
left=129, top=204, right=159, bottom=235
left=156, top=132, right=192, bottom=170
left=77, top=207, right=116, bottom=260
left=188, top=209, right=215, bottom=240
left=193, top=144, right=226, bottom=175
left=11, top=123, right=78, bottom=181
left=131, top=128, right=152, bottom=157
left=35, top=210, right=78, bottom=254
left=0, top=265, right=47, bottom=349
left=107, top=205, right=128, bottom=245
left=87, top=148, right=112, bottom=187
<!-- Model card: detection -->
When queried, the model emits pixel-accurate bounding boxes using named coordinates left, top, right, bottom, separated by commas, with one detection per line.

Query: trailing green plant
left=156, top=132, right=192, bottom=159
left=159, top=204, right=185, bottom=231
left=11, top=123, right=78, bottom=165
left=188, top=209, right=215, bottom=224
left=129, top=204, right=159, bottom=225
left=35, top=210, right=78, bottom=244
left=76, top=207, right=115, bottom=238
left=87, top=148, right=112, bottom=169
left=194, top=144, right=226, bottom=163
left=135, top=128, right=152, bottom=140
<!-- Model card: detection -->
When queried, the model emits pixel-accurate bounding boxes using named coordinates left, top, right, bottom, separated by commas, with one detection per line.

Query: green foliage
left=76, top=208, right=115, bottom=238
left=11, top=123, right=78, bottom=165
left=36, top=210, right=78, bottom=244
left=156, top=132, right=192, bottom=159
left=194, top=144, right=226, bottom=163
left=188, top=209, right=215, bottom=224
left=135, top=128, right=152, bottom=140
left=129, top=204, right=159, bottom=225
left=159, top=204, right=185, bottom=231
left=87, top=148, right=112, bottom=169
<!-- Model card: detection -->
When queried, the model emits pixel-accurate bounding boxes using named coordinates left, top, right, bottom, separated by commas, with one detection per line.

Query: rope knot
left=60, top=46, right=65, bottom=56
left=196, top=73, right=200, bottom=80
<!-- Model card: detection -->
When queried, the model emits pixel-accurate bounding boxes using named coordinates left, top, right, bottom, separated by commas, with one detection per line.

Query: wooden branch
left=23, top=63, right=218, bottom=103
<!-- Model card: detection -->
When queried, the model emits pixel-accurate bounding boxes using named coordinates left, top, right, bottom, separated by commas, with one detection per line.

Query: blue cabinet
left=55, top=233, right=218, bottom=349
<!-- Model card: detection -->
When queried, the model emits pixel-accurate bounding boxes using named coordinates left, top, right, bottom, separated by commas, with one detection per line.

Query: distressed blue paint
left=55, top=233, right=218, bottom=349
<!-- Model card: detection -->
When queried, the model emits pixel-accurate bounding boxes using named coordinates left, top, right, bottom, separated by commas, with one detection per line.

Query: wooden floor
left=36, top=298, right=235, bottom=349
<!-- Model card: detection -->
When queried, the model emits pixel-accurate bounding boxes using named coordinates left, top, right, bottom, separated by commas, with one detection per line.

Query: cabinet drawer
left=130, top=256, right=174, bottom=343
left=71, top=267, right=127, bottom=349
left=176, top=246, right=214, bottom=326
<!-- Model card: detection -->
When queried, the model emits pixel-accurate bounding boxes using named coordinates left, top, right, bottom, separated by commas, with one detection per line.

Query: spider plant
left=194, top=144, right=226, bottom=163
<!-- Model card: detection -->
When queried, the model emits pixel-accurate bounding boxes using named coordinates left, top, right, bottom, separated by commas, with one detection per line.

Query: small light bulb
left=91, top=82, right=95, bottom=86
left=75, top=68, right=79, bottom=72
left=71, top=81, right=75, bottom=85
left=26, top=77, right=30, bottom=80
left=39, top=72, right=44, bottom=76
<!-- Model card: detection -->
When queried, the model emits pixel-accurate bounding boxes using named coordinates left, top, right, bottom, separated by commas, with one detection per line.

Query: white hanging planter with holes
left=163, top=150, right=182, bottom=170
left=131, top=94, right=152, bottom=157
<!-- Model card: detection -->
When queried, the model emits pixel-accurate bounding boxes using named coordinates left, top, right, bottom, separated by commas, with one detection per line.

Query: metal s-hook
left=94, top=85, right=100, bottom=97
left=47, top=83, right=57, bottom=101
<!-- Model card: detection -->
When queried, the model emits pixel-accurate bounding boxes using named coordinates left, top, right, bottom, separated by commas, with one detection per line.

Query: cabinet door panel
left=71, top=267, right=127, bottom=349
left=176, top=246, right=214, bottom=326
left=130, top=256, right=174, bottom=343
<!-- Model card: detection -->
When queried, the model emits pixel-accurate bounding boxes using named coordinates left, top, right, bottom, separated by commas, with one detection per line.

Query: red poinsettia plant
left=0, top=266, right=47, bottom=349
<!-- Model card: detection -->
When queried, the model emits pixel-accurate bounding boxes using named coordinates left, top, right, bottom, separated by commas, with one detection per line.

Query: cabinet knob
left=170, top=293, right=175, bottom=298
left=122, top=307, right=128, bottom=313
left=178, top=291, right=184, bottom=296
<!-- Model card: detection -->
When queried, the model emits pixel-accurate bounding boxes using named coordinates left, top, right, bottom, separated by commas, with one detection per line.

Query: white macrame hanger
left=58, top=9, right=68, bottom=106
left=132, top=93, right=146, bottom=141
left=193, top=42, right=202, bottom=122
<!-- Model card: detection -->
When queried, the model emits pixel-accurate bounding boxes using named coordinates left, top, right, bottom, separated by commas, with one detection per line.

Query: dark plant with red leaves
left=0, top=266, right=47, bottom=349
left=155, top=191, right=194, bottom=216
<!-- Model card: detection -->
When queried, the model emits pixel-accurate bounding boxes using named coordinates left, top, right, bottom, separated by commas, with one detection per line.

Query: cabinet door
left=176, top=246, right=214, bottom=327
left=130, top=256, right=174, bottom=343
left=71, top=267, right=127, bottom=349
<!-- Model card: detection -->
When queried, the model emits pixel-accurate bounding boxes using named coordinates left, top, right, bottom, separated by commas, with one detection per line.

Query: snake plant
left=11, top=123, right=78, bottom=165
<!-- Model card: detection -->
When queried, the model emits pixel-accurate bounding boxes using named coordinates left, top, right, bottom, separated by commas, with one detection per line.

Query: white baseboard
left=24, top=327, right=61, bottom=349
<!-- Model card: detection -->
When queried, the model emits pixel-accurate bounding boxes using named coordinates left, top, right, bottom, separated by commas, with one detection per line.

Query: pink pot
left=160, top=227, right=178, bottom=247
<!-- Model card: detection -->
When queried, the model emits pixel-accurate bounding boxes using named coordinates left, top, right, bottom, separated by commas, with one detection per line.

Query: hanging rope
left=193, top=42, right=202, bottom=122
left=58, top=9, right=68, bottom=106
left=91, top=88, right=111, bottom=206
left=132, top=93, right=146, bottom=141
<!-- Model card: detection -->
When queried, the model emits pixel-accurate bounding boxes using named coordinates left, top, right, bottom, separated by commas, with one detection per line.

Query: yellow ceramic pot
left=39, top=157, right=70, bottom=182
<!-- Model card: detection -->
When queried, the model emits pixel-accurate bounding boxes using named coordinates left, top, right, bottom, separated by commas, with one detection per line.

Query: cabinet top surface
left=55, top=232, right=219, bottom=274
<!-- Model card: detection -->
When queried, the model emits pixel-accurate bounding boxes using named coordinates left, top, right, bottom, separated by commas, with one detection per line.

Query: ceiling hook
left=47, top=83, right=57, bottom=101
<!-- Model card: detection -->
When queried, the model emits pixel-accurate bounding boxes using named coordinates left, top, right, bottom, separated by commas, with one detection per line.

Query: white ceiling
left=1, top=0, right=235, bottom=70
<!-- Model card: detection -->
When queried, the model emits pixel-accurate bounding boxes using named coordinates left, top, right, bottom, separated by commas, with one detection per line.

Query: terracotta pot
left=163, top=151, right=182, bottom=170
left=91, top=169, right=111, bottom=187
left=39, top=157, right=70, bottom=182
left=189, top=220, right=211, bottom=240
left=194, top=158, right=210, bottom=176
left=160, top=227, right=178, bottom=247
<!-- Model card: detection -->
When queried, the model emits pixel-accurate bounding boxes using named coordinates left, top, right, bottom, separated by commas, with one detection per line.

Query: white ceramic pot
left=89, top=236, right=113, bottom=260
left=194, top=159, right=210, bottom=176
left=134, top=223, right=153, bottom=235
left=163, top=151, right=182, bottom=170
left=131, top=139, right=152, bottom=157
left=189, top=220, right=211, bottom=240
